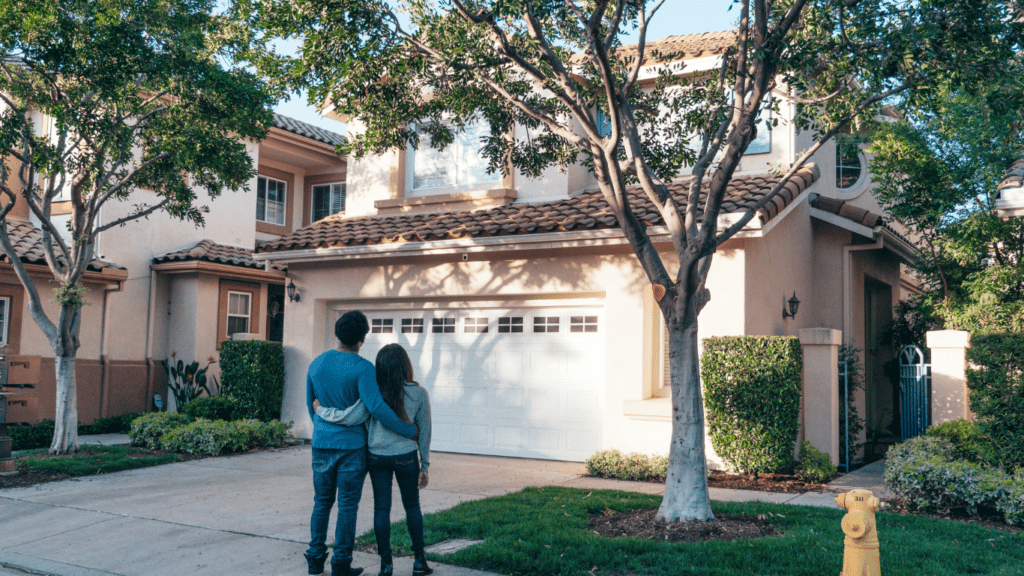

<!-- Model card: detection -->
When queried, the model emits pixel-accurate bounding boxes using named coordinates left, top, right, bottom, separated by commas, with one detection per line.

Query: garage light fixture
left=287, top=279, right=301, bottom=303
left=782, top=292, right=800, bottom=319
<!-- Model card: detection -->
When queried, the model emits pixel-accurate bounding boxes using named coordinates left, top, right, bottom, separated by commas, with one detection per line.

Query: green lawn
left=358, top=486, right=1024, bottom=576
left=18, top=445, right=181, bottom=476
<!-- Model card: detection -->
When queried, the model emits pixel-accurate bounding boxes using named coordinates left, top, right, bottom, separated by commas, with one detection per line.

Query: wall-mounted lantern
left=782, top=292, right=800, bottom=319
left=287, top=279, right=301, bottom=303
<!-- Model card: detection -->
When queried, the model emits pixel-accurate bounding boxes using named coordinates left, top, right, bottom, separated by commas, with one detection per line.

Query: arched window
left=836, top=144, right=863, bottom=189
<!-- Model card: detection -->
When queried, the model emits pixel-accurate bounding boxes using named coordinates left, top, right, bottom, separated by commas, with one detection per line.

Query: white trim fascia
left=809, top=207, right=875, bottom=239
left=637, top=55, right=724, bottom=81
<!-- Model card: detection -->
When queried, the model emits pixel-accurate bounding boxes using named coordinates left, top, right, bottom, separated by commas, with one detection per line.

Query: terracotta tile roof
left=154, top=240, right=285, bottom=271
left=1, top=220, right=124, bottom=271
left=602, top=30, right=737, bottom=66
left=997, top=155, right=1024, bottom=198
left=257, top=164, right=821, bottom=254
left=808, top=194, right=885, bottom=228
left=272, top=113, right=345, bottom=147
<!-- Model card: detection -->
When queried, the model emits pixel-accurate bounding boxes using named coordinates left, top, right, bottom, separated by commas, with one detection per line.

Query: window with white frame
left=371, top=318, right=394, bottom=333
left=0, top=297, right=9, bottom=344
left=401, top=318, right=424, bottom=333
left=464, top=317, right=488, bottom=333
left=412, top=120, right=499, bottom=192
left=836, top=144, right=864, bottom=189
left=312, top=182, right=346, bottom=222
left=256, top=176, right=287, bottom=225
left=432, top=318, right=456, bottom=333
left=497, top=316, right=524, bottom=333
left=226, top=292, right=251, bottom=337
left=533, top=316, right=560, bottom=333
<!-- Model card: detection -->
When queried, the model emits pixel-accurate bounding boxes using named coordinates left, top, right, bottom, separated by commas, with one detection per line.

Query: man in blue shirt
left=305, top=311, right=417, bottom=576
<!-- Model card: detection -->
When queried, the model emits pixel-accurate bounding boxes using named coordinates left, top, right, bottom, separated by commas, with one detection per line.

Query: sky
left=272, top=0, right=738, bottom=138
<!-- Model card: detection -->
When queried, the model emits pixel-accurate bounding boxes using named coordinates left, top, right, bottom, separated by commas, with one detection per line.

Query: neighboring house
left=255, top=31, right=917, bottom=464
left=2, top=112, right=346, bottom=422
left=996, top=155, right=1024, bottom=218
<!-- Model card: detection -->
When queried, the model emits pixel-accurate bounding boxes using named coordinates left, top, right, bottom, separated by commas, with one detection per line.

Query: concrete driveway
left=0, top=447, right=592, bottom=576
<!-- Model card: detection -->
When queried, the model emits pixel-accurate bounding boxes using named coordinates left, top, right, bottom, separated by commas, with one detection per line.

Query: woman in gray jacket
left=314, top=343, right=432, bottom=576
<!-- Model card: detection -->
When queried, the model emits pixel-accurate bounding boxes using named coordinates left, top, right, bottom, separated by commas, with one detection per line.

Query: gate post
left=926, top=330, right=971, bottom=425
left=799, top=328, right=842, bottom=465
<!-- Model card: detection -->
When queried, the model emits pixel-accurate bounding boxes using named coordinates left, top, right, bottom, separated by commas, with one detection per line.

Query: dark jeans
left=368, top=450, right=425, bottom=557
left=307, top=447, right=367, bottom=562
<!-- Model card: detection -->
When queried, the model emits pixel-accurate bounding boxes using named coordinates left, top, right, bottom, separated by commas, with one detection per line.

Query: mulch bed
left=706, top=470, right=830, bottom=494
left=589, top=508, right=780, bottom=543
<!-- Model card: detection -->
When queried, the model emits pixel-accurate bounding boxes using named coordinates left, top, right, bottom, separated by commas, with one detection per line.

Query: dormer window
left=411, top=120, right=498, bottom=193
left=257, top=176, right=287, bottom=225
left=312, top=182, right=346, bottom=222
left=836, top=145, right=863, bottom=189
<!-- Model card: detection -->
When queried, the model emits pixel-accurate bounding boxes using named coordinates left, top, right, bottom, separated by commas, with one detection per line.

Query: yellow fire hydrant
left=834, top=489, right=886, bottom=576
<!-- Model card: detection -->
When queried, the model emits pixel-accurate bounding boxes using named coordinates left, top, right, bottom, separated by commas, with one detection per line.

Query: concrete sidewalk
left=1, top=445, right=858, bottom=576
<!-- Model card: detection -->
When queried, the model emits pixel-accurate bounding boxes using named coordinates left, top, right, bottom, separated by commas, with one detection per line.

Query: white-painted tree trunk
left=656, top=319, right=714, bottom=523
left=49, top=355, right=79, bottom=454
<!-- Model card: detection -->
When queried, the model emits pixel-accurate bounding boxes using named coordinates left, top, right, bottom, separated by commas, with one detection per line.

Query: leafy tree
left=242, top=0, right=1020, bottom=521
left=871, top=84, right=1024, bottom=334
left=0, top=0, right=274, bottom=454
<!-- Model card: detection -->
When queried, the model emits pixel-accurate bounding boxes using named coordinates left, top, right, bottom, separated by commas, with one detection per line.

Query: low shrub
left=702, top=336, right=803, bottom=475
left=796, top=442, right=837, bottom=483
left=8, top=420, right=55, bottom=451
left=966, top=333, right=1024, bottom=472
left=219, top=340, right=285, bottom=422
left=128, top=412, right=192, bottom=449
left=586, top=449, right=668, bottom=482
left=1000, top=471, right=1024, bottom=526
left=885, top=436, right=1020, bottom=523
left=181, top=397, right=240, bottom=421
left=161, top=418, right=291, bottom=456
left=926, top=419, right=990, bottom=466
left=79, top=413, right=144, bottom=435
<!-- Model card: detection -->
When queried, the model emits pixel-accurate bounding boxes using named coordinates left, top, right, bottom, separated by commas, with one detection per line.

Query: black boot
left=330, top=559, right=364, bottom=576
left=378, top=555, right=394, bottom=576
left=305, top=552, right=328, bottom=575
left=413, top=551, right=433, bottom=576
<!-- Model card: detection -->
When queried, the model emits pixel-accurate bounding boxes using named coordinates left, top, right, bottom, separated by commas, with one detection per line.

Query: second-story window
left=412, top=120, right=498, bottom=191
left=312, top=182, right=346, bottom=222
left=257, top=176, right=286, bottom=225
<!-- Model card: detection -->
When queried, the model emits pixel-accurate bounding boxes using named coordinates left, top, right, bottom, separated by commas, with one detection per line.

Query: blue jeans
left=307, top=447, right=367, bottom=562
left=368, top=450, right=425, bottom=557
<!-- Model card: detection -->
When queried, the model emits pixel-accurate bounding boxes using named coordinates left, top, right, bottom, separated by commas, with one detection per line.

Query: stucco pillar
left=926, top=330, right=971, bottom=424
left=799, top=328, right=842, bottom=465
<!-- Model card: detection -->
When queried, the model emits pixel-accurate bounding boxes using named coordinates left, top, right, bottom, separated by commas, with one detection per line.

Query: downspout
left=97, top=281, right=121, bottom=418
left=842, top=237, right=884, bottom=344
left=143, top=267, right=158, bottom=411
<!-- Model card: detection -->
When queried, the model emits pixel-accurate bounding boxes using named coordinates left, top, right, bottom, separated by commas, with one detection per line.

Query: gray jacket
left=316, top=383, right=431, bottom=472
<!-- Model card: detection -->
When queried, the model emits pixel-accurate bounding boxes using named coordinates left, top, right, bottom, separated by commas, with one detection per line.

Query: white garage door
left=350, top=304, right=605, bottom=462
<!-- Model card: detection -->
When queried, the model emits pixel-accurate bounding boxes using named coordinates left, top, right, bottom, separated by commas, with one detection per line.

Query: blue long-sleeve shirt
left=306, top=350, right=416, bottom=448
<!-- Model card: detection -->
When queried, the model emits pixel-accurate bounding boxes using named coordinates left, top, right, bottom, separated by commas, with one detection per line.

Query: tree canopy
left=0, top=0, right=276, bottom=453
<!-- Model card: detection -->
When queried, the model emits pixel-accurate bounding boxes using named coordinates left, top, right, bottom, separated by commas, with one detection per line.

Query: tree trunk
left=49, top=354, right=79, bottom=454
left=656, top=317, right=714, bottom=522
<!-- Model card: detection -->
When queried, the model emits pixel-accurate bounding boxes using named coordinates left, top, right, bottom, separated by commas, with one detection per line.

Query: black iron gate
left=899, top=345, right=931, bottom=441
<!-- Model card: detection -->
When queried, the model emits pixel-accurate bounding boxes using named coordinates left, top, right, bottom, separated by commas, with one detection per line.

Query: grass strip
left=358, top=486, right=1024, bottom=576
left=19, top=445, right=181, bottom=477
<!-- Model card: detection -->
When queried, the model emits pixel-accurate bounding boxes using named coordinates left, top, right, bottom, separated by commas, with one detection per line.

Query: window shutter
left=333, top=183, right=346, bottom=213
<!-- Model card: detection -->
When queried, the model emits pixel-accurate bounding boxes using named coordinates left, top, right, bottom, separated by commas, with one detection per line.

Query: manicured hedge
left=966, top=333, right=1024, bottom=472
left=701, top=336, right=803, bottom=474
left=181, top=397, right=241, bottom=421
left=219, top=340, right=285, bottom=422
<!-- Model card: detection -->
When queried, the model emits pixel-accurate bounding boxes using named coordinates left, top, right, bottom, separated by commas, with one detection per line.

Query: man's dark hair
left=335, top=311, right=370, bottom=347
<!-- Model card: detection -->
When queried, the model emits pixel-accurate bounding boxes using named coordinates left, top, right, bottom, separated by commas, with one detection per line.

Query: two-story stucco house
left=254, top=31, right=918, bottom=465
left=2, top=112, right=347, bottom=423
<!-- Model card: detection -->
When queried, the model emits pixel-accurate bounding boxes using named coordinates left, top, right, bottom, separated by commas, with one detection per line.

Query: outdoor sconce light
left=287, top=279, right=301, bottom=303
left=782, top=292, right=800, bottom=319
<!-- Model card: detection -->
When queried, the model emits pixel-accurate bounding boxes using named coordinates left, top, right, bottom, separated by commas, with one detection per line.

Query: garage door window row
left=368, top=313, right=599, bottom=335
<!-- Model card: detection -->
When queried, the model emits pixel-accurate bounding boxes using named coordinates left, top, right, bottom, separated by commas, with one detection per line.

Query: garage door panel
left=352, top=305, right=605, bottom=462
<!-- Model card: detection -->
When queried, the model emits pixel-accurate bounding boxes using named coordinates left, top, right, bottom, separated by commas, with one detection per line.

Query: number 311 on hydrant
left=834, top=489, right=886, bottom=576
